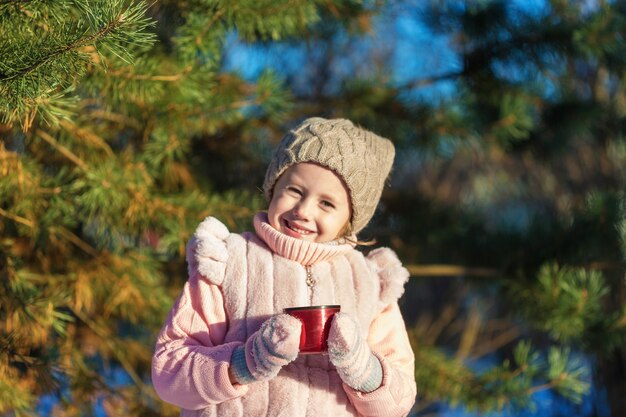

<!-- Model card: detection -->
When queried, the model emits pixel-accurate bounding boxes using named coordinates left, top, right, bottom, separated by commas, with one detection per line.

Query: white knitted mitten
left=327, top=312, right=383, bottom=393
left=230, top=313, right=301, bottom=384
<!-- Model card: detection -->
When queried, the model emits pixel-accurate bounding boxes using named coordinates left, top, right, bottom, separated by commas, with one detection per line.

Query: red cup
left=283, top=305, right=341, bottom=354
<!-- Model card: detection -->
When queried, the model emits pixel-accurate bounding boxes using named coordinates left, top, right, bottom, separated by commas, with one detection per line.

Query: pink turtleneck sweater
left=152, top=213, right=416, bottom=417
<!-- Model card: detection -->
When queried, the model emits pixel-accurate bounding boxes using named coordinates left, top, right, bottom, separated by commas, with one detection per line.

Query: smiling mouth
left=284, top=220, right=314, bottom=236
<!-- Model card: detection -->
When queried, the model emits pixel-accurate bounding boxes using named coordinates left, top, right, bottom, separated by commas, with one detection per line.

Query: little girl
left=152, top=117, right=417, bottom=417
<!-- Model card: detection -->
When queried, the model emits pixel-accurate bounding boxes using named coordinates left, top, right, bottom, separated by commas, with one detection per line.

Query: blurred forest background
left=1, top=0, right=625, bottom=416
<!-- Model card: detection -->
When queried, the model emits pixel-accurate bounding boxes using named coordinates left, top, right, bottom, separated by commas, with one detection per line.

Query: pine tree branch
left=456, top=307, right=481, bottom=360
left=35, top=129, right=88, bottom=170
left=0, top=0, right=34, bottom=7
left=50, top=226, right=99, bottom=257
left=406, top=261, right=626, bottom=278
left=0, top=207, right=34, bottom=228
left=106, top=65, right=192, bottom=82
left=71, top=308, right=156, bottom=399
left=180, top=98, right=260, bottom=118
left=36, top=187, right=62, bottom=195
left=84, top=109, right=142, bottom=130
left=470, top=326, right=521, bottom=360
left=195, top=9, right=224, bottom=46
left=396, top=70, right=466, bottom=91
left=584, top=260, right=626, bottom=271
left=0, top=187, right=95, bottom=259
left=406, top=264, right=500, bottom=277
left=423, top=304, right=458, bottom=345
left=0, top=12, right=127, bottom=82
left=58, top=120, right=114, bottom=157
left=526, top=379, right=561, bottom=395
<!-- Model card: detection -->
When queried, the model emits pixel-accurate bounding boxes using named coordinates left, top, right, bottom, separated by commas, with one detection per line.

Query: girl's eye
left=287, top=186, right=302, bottom=195
left=321, top=200, right=335, bottom=209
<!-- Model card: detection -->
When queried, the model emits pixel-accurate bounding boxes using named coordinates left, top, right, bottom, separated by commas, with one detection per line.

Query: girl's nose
left=293, top=199, right=313, bottom=219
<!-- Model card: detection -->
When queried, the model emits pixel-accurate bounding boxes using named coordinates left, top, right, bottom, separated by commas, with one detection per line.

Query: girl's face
left=268, top=162, right=351, bottom=243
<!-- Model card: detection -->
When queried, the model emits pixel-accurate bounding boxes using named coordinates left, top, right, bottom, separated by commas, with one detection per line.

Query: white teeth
left=287, top=222, right=311, bottom=235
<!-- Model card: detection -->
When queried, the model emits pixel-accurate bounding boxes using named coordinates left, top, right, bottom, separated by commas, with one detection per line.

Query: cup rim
left=283, top=304, right=340, bottom=312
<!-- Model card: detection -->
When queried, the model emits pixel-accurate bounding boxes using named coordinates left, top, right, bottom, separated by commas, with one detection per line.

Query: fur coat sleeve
left=152, top=217, right=248, bottom=409
left=343, top=248, right=416, bottom=417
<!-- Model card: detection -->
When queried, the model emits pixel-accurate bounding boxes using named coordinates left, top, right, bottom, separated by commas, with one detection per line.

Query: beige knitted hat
left=263, top=117, right=395, bottom=235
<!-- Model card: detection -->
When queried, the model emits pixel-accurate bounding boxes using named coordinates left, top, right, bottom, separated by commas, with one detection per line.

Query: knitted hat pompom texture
left=263, top=117, right=395, bottom=235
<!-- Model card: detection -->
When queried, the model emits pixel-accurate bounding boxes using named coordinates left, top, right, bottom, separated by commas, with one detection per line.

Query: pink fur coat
left=152, top=213, right=416, bottom=416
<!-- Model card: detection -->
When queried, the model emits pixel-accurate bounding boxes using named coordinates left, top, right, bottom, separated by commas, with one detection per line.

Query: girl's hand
left=229, top=314, right=301, bottom=384
left=327, top=312, right=383, bottom=393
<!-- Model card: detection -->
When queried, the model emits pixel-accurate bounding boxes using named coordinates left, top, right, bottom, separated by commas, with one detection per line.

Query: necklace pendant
left=305, top=266, right=316, bottom=288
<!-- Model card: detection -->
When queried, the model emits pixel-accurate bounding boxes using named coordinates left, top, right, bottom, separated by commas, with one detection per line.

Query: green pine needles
left=412, top=341, right=589, bottom=413
left=0, top=0, right=314, bottom=414
left=0, top=0, right=155, bottom=130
